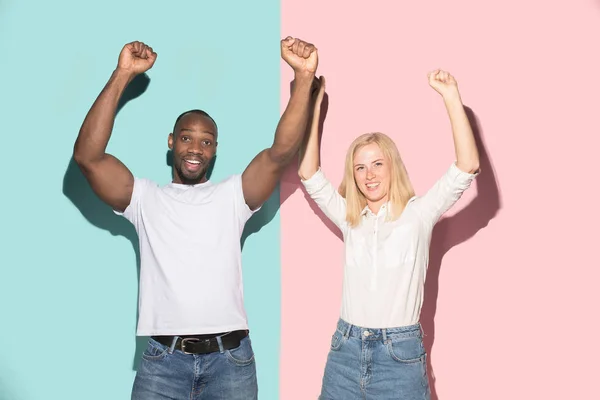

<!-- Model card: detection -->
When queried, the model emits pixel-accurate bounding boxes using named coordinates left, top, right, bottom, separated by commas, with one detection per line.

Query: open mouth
left=183, top=158, right=203, bottom=172
left=366, top=182, right=380, bottom=191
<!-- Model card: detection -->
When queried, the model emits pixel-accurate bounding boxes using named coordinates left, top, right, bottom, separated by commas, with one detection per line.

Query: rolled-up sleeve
left=301, top=169, right=348, bottom=230
left=415, top=162, right=478, bottom=226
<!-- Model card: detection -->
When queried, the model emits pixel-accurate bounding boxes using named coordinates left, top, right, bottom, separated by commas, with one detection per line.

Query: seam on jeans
left=142, top=340, right=169, bottom=361
left=224, top=339, right=255, bottom=366
left=330, top=331, right=346, bottom=351
left=385, top=341, right=425, bottom=364
left=191, top=354, right=201, bottom=398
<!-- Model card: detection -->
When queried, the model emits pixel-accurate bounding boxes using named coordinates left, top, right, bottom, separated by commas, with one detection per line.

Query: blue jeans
left=131, top=335, right=258, bottom=400
left=319, top=319, right=431, bottom=400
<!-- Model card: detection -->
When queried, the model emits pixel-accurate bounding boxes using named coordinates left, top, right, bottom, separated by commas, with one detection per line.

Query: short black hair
left=173, top=109, right=218, bottom=133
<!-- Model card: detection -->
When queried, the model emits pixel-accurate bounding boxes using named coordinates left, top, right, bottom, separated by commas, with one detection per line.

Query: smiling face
left=352, top=142, right=391, bottom=212
left=168, top=112, right=218, bottom=185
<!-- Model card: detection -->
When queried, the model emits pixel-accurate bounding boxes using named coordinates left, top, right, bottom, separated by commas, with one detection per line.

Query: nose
left=366, top=169, right=375, bottom=180
left=190, top=141, right=204, bottom=155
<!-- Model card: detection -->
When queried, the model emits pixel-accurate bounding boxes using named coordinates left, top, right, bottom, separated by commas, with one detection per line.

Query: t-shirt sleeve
left=231, top=174, right=260, bottom=226
left=113, top=178, right=155, bottom=229
left=414, top=162, right=478, bottom=227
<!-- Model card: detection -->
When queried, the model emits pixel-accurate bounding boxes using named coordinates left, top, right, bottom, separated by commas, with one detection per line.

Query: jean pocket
left=386, top=336, right=425, bottom=364
left=225, top=337, right=255, bottom=366
left=330, top=330, right=346, bottom=351
left=142, top=338, right=169, bottom=361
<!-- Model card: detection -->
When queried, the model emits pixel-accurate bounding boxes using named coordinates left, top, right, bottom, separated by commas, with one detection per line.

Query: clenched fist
left=281, top=37, right=318, bottom=75
left=428, top=69, right=459, bottom=98
left=117, top=41, right=157, bottom=75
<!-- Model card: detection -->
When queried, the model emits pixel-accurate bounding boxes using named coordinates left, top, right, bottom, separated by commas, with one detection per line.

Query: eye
left=355, top=166, right=364, bottom=171
left=375, top=162, right=383, bottom=167
left=202, top=140, right=212, bottom=146
left=181, top=136, right=191, bottom=142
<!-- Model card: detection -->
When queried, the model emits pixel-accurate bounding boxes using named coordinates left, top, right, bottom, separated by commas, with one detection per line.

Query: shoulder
left=131, top=177, right=160, bottom=195
left=213, top=174, right=242, bottom=189
left=134, top=177, right=159, bottom=187
left=203, top=174, right=244, bottom=198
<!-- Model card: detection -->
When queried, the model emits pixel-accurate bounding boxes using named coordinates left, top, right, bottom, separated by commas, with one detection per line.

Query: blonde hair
left=338, top=132, right=415, bottom=227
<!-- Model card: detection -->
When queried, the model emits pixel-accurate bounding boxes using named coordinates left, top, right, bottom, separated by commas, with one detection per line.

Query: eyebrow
left=179, top=128, right=215, bottom=136
left=353, top=159, right=384, bottom=167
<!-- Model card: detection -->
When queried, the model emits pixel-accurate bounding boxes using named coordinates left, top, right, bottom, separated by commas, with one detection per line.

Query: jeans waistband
left=336, top=318, right=423, bottom=341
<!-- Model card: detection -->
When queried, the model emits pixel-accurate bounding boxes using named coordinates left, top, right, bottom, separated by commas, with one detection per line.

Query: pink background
left=280, top=0, right=600, bottom=399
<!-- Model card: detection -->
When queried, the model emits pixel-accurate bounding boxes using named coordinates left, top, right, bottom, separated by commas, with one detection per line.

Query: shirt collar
left=361, top=202, right=390, bottom=217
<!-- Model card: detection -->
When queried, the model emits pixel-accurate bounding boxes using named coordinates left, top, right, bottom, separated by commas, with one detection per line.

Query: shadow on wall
left=62, top=73, right=151, bottom=371
left=421, top=106, right=501, bottom=400
left=0, top=377, right=21, bottom=400
left=62, top=73, right=300, bottom=371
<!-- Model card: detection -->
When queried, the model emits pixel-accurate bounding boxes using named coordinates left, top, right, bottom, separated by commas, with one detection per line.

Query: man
left=73, top=37, right=319, bottom=399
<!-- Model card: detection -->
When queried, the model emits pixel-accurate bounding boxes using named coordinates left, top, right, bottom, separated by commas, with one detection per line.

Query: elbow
left=298, top=164, right=318, bottom=181
left=466, top=161, right=480, bottom=174
left=73, top=147, right=93, bottom=171
left=73, top=148, right=86, bottom=167
left=298, top=170, right=310, bottom=181
left=267, top=147, right=295, bottom=168
left=72, top=139, right=87, bottom=165
left=73, top=147, right=100, bottom=173
left=456, top=159, right=480, bottom=175
left=73, top=139, right=104, bottom=170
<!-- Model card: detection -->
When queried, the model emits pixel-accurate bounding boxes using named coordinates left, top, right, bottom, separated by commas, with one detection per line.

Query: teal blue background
left=0, top=1, right=281, bottom=399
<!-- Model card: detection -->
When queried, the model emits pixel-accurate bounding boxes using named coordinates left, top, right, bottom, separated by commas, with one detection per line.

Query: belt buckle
left=181, top=338, right=201, bottom=355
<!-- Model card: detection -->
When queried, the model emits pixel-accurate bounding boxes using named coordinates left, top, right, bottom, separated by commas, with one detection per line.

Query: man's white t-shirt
left=115, top=174, right=258, bottom=336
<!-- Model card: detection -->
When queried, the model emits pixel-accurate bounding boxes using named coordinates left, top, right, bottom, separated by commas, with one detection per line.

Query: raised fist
left=428, top=69, right=459, bottom=98
left=281, top=37, right=318, bottom=75
left=117, top=41, right=157, bottom=75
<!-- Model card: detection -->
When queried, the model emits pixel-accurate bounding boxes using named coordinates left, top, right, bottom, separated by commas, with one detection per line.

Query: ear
left=168, top=133, right=174, bottom=150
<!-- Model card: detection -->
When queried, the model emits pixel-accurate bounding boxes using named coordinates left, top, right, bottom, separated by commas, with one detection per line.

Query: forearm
left=298, top=96, right=322, bottom=180
left=270, top=72, right=314, bottom=164
left=74, top=68, right=134, bottom=164
left=443, top=92, right=479, bottom=173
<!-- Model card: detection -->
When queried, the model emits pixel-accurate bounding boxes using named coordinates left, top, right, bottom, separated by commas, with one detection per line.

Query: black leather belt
left=151, top=330, right=248, bottom=355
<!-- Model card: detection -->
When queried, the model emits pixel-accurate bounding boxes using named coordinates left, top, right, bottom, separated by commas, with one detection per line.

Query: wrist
left=114, top=67, right=137, bottom=82
left=293, top=70, right=315, bottom=84
left=442, top=90, right=462, bottom=105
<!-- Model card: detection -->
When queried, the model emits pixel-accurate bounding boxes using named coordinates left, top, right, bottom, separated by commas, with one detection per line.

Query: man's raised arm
left=241, top=36, right=319, bottom=211
left=73, top=41, right=157, bottom=212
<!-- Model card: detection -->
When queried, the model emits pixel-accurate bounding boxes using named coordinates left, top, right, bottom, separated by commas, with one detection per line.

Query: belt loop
left=168, top=336, right=178, bottom=354
left=382, top=329, right=387, bottom=343
left=344, top=321, right=352, bottom=339
left=216, top=335, right=225, bottom=353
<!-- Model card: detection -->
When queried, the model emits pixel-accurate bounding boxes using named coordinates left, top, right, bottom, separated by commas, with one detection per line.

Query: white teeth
left=185, top=160, right=200, bottom=164
left=366, top=183, right=380, bottom=188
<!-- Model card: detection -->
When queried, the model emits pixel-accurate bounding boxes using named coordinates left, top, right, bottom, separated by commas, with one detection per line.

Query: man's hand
left=117, top=41, right=157, bottom=76
left=281, top=36, right=318, bottom=75
left=428, top=69, right=459, bottom=99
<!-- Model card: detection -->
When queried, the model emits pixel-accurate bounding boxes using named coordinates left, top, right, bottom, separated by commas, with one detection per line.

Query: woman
left=299, top=70, right=480, bottom=399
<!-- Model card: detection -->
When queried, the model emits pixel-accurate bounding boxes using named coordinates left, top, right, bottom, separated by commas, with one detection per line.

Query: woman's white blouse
left=301, top=162, right=478, bottom=328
